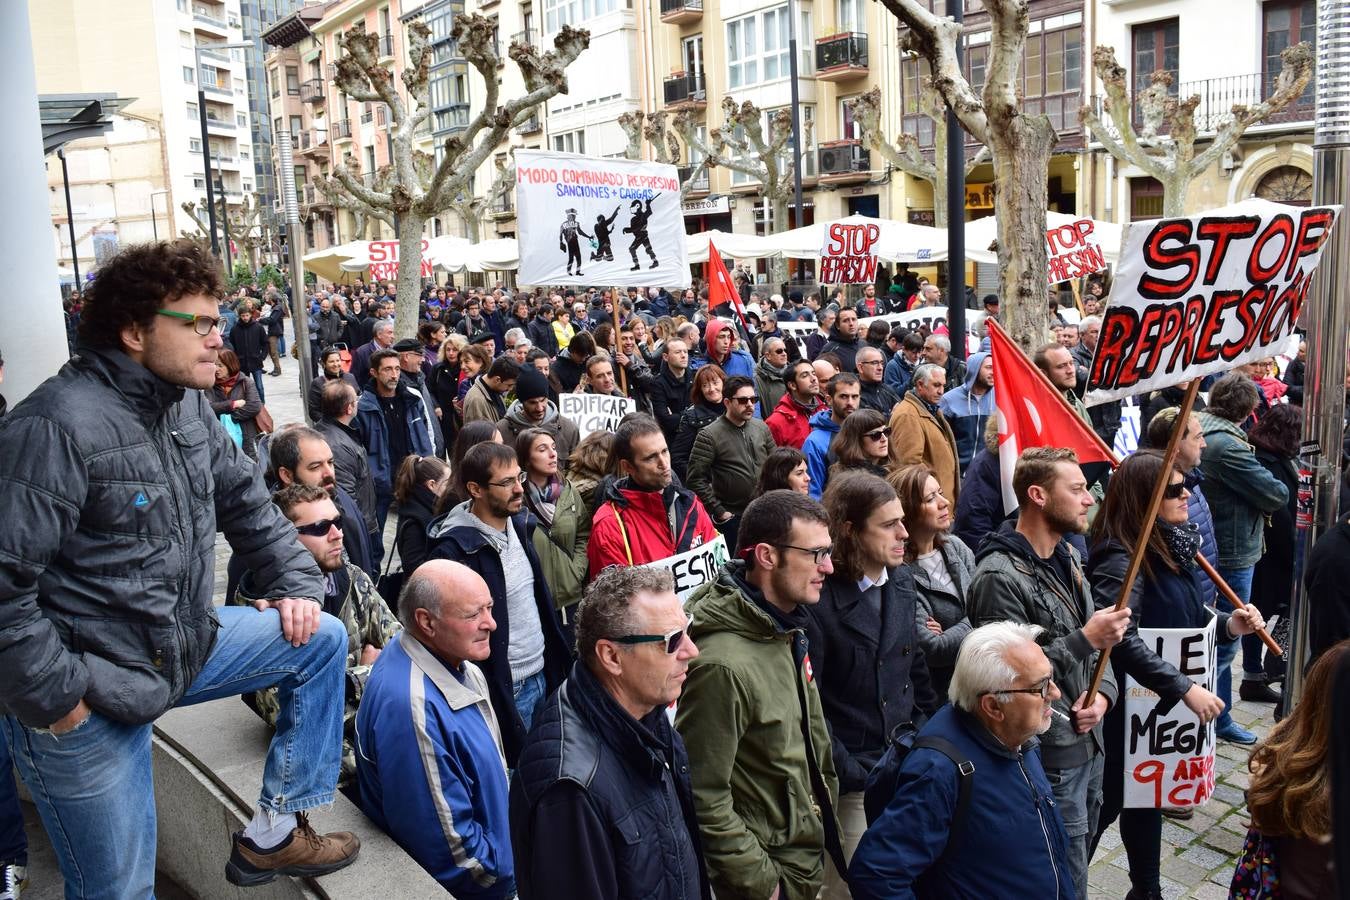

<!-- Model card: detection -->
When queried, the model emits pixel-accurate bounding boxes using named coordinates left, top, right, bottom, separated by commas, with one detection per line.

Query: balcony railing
left=678, top=165, right=710, bottom=193
left=198, top=46, right=233, bottom=65
left=199, top=74, right=233, bottom=97
left=192, top=5, right=228, bottom=30
left=659, top=0, right=703, bottom=23
left=815, top=32, right=868, bottom=79
left=664, top=72, right=707, bottom=106
left=300, top=78, right=325, bottom=103
left=517, top=113, right=542, bottom=134
left=204, top=115, right=235, bottom=132
left=818, top=140, right=870, bottom=178
left=491, top=192, right=514, bottom=216
left=510, top=28, right=534, bottom=48
left=332, top=119, right=353, bottom=140
left=379, top=33, right=395, bottom=57
left=1178, top=72, right=1314, bottom=131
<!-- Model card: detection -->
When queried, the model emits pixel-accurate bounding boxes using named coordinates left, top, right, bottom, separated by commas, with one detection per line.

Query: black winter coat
left=394, top=484, right=439, bottom=576
left=527, top=317, right=560, bottom=357
left=511, top=662, right=710, bottom=900
left=803, top=565, right=939, bottom=793
left=1252, top=449, right=1298, bottom=618
left=670, top=401, right=721, bottom=481
left=1306, top=518, right=1350, bottom=663
left=227, top=319, right=269, bottom=373
left=648, top=364, right=694, bottom=440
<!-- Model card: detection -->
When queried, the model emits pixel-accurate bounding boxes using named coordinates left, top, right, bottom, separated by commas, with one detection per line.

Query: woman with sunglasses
left=889, top=464, right=974, bottom=703
left=517, top=428, right=588, bottom=615
left=209, top=348, right=263, bottom=460
left=1086, top=450, right=1266, bottom=899
left=828, top=408, right=890, bottom=482
left=806, top=471, right=939, bottom=899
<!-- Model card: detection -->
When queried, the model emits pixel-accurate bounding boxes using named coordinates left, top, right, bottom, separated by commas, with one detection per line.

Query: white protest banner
left=778, top=308, right=987, bottom=357
left=558, top=392, right=637, bottom=440
left=641, top=535, right=730, bottom=604
left=820, top=221, right=881, bottom=284
left=369, top=239, right=433, bottom=282
left=1046, top=218, right=1108, bottom=284
left=1123, top=616, right=1217, bottom=809
left=515, top=150, right=691, bottom=288
left=1085, top=200, right=1340, bottom=406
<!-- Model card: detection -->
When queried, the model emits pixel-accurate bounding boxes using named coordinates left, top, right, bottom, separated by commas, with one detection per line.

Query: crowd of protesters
left=2, top=239, right=1349, bottom=900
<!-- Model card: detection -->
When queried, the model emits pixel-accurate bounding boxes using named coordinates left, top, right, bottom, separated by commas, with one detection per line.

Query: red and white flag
left=987, top=319, right=1114, bottom=513
left=706, top=241, right=751, bottom=337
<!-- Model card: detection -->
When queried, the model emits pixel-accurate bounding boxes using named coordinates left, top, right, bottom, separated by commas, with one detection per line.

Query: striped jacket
left=355, top=632, right=515, bottom=898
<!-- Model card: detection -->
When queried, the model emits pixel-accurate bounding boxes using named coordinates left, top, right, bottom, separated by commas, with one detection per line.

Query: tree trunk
left=988, top=115, right=1057, bottom=356
left=932, top=126, right=949, bottom=229
left=769, top=195, right=790, bottom=287
left=1161, top=170, right=1189, bottom=218
left=395, top=212, right=426, bottom=340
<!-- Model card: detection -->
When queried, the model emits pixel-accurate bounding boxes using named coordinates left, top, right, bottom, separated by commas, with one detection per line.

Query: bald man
left=355, top=561, right=515, bottom=898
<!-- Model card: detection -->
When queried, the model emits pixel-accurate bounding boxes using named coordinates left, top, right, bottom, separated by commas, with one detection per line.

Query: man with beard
left=967, top=448, right=1131, bottom=900
left=352, top=319, right=396, bottom=393
left=496, top=369, right=581, bottom=468
left=940, top=350, right=995, bottom=474
left=314, top=382, right=379, bottom=553
left=232, top=484, right=400, bottom=787
left=820, top=307, right=863, bottom=373
left=766, top=360, right=826, bottom=449
left=227, top=300, right=270, bottom=400
left=355, top=350, right=438, bottom=535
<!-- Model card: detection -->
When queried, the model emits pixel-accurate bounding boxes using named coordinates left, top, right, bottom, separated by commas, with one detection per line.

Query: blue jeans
left=0, top=738, right=25, bottom=866
left=1214, top=564, right=1253, bottom=730
left=512, top=671, right=548, bottom=736
left=1045, top=755, right=1103, bottom=900
left=2, top=606, right=346, bottom=898
left=250, top=369, right=267, bottom=403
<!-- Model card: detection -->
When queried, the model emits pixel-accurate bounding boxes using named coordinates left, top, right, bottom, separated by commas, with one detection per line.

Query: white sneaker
left=0, top=863, right=27, bottom=900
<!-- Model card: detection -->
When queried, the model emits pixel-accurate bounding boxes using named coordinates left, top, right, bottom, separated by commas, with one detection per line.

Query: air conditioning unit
left=818, top=142, right=869, bottom=176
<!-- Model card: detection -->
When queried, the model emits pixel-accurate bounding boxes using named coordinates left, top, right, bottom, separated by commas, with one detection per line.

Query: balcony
left=211, top=152, right=240, bottom=168
left=678, top=165, right=710, bottom=194
left=516, top=113, right=542, bottom=134
left=301, top=78, right=325, bottom=103
left=198, top=46, right=233, bottom=66
left=192, top=4, right=228, bottom=34
left=434, top=103, right=471, bottom=135
left=659, top=0, right=703, bottom=24
left=510, top=28, right=534, bottom=48
left=817, top=140, right=870, bottom=181
left=664, top=72, right=707, bottom=108
left=1178, top=72, right=1313, bottom=132
left=199, top=73, right=233, bottom=98
left=303, top=184, right=316, bottom=206
left=379, top=33, right=395, bottom=58
left=204, top=115, right=236, bottom=134
left=331, top=119, right=353, bottom=141
left=815, top=32, right=868, bottom=82
left=491, top=192, right=515, bottom=218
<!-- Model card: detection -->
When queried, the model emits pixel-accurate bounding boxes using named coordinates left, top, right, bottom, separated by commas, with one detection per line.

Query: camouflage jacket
left=232, top=558, right=401, bottom=784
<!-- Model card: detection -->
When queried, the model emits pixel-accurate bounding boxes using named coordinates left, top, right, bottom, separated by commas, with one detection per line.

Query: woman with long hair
left=393, top=454, right=450, bottom=574
left=807, top=472, right=939, bottom=899
left=1087, top=450, right=1266, bottom=899
left=517, top=428, right=588, bottom=613
left=1244, top=403, right=1302, bottom=698
left=754, top=446, right=810, bottom=495
left=564, top=431, right=616, bottom=522
left=828, top=408, right=890, bottom=480
left=1231, top=639, right=1344, bottom=899
left=430, top=333, right=468, bottom=450
left=209, top=348, right=263, bottom=459
left=671, top=364, right=725, bottom=481
left=437, top=420, right=503, bottom=513
left=592, top=321, right=615, bottom=355
left=889, top=463, right=974, bottom=701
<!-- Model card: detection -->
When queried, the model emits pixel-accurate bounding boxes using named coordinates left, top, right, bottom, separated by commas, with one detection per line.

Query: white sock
left=243, top=809, right=298, bottom=849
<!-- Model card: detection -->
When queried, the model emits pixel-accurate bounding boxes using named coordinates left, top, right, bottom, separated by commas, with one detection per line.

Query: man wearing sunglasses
left=512, top=567, right=708, bottom=899
left=0, top=240, right=361, bottom=890
left=686, top=376, right=777, bottom=553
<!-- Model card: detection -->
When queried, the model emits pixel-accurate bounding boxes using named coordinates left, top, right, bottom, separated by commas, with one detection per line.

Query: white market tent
left=685, top=229, right=774, bottom=263
left=964, top=211, right=1126, bottom=266
left=757, top=215, right=950, bottom=263
left=301, top=241, right=366, bottom=282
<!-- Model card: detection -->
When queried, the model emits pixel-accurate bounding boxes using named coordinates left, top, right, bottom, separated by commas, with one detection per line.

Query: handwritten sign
left=1124, top=616, right=1217, bottom=809
left=558, top=392, right=637, bottom=440
left=1085, top=201, right=1340, bottom=406
left=641, top=534, right=729, bottom=604
left=368, top=239, right=433, bottom=282
left=1046, top=219, right=1107, bottom=284
left=820, top=222, right=880, bottom=284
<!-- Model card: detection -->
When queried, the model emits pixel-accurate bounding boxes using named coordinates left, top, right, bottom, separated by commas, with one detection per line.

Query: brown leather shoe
left=225, top=812, right=360, bottom=887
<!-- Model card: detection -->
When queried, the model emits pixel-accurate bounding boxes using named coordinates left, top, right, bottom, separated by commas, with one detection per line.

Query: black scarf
left=1157, top=519, right=1202, bottom=571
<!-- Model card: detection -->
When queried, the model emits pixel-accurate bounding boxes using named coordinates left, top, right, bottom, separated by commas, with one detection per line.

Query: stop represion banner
left=369, top=239, right=433, bottom=281
left=640, top=534, right=730, bottom=604
left=558, top=392, right=637, bottom=441
left=1085, top=201, right=1340, bottom=406
left=515, top=150, right=691, bottom=288
left=1124, top=616, right=1217, bottom=809
left=820, top=221, right=880, bottom=284
left=1047, top=219, right=1107, bottom=284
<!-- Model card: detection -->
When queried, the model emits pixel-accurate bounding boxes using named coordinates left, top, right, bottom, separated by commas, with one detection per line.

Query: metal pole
left=198, top=87, right=220, bottom=258
left=944, top=0, right=966, bottom=360
left=57, top=148, right=80, bottom=289
left=787, top=0, right=805, bottom=287
left=1287, top=0, right=1350, bottom=710
left=218, top=179, right=234, bottom=274
left=277, top=129, right=314, bottom=413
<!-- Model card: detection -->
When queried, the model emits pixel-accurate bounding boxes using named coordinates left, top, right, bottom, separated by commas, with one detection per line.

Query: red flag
left=987, top=318, right=1114, bottom=513
left=706, top=241, right=750, bottom=335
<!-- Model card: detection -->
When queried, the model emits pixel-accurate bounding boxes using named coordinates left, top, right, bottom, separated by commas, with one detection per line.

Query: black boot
left=1239, top=679, right=1282, bottom=703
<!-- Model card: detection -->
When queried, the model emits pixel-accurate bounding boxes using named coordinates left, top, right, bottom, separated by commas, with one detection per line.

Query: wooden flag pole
left=1194, top=553, right=1284, bottom=657
left=613, top=286, right=628, bottom=397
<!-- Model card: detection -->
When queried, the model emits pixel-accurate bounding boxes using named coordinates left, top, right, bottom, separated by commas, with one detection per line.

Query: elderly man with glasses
left=512, top=567, right=709, bottom=900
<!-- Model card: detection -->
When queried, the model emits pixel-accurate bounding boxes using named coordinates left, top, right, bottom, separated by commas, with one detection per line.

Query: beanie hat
left=515, top=368, right=550, bottom=402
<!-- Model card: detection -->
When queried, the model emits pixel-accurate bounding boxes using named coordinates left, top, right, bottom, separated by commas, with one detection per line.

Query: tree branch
left=879, top=0, right=989, bottom=141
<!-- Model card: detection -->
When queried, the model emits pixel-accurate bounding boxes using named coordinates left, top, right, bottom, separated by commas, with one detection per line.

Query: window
left=270, top=68, right=280, bottom=98
left=179, top=30, right=193, bottom=47
left=727, top=7, right=809, bottom=88
left=364, top=145, right=377, bottom=174
left=1263, top=1, right=1315, bottom=104
left=243, top=182, right=252, bottom=192
left=294, top=165, right=307, bottom=196
left=183, top=66, right=195, bottom=83
left=187, top=102, right=199, bottom=119
left=544, top=0, right=619, bottom=34
left=193, top=176, right=207, bottom=189
left=241, top=147, right=250, bottom=159
left=898, top=58, right=936, bottom=149
left=1022, top=22, right=1081, bottom=129
left=683, top=35, right=704, bottom=80
left=837, top=0, right=863, bottom=34
left=237, top=113, right=247, bottom=126
left=190, top=138, right=203, bottom=153
left=1255, top=165, right=1312, bottom=205
left=290, top=115, right=303, bottom=137
left=177, top=0, right=188, bottom=11
left=840, top=97, right=859, bottom=140
left=727, top=16, right=757, bottom=88
left=1131, top=18, right=1179, bottom=97
left=286, top=66, right=301, bottom=95
left=552, top=130, right=585, bottom=154
left=731, top=105, right=813, bottom=184
left=1129, top=177, right=1164, bottom=221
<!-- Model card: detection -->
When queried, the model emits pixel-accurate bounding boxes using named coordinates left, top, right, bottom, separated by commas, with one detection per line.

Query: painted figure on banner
left=626, top=195, right=661, bottom=270
left=559, top=209, right=591, bottom=276
left=591, top=206, right=621, bottom=261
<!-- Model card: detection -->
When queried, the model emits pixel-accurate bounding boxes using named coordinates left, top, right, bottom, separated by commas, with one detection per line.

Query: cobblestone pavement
left=1087, top=666, right=1271, bottom=899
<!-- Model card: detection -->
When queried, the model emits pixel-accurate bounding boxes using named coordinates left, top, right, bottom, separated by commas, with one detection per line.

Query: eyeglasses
left=982, top=676, right=1053, bottom=700
left=157, top=309, right=223, bottom=336
left=858, top=359, right=884, bottom=367
left=485, top=471, right=528, bottom=489
left=729, top=395, right=758, bottom=406
left=295, top=514, right=342, bottom=537
left=774, top=543, right=833, bottom=565
left=609, top=615, right=693, bottom=654
left=1163, top=481, right=1190, bottom=500
left=864, top=429, right=889, bottom=442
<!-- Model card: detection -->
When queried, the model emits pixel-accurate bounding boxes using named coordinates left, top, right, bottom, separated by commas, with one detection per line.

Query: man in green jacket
left=675, top=491, right=843, bottom=900
left=685, top=375, right=778, bottom=553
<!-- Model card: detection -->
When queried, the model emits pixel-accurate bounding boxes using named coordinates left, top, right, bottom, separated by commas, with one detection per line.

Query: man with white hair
left=921, top=333, right=967, bottom=390
left=848, top=622, right=1075, bottom=899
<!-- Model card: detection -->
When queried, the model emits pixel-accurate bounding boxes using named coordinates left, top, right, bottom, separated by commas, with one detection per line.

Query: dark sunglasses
left=295, top=515, right=342, bottom=537
left=1163, top=482, right=1189, bottom=500
left=609, top=615, right=693, bottom=654
left=864, top=429, right=889, bottom=442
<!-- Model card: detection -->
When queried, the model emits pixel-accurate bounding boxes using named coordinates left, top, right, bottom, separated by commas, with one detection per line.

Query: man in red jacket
left=588, top=414, right=719, bottom=578
left=766, top=359, right=825, bottom=449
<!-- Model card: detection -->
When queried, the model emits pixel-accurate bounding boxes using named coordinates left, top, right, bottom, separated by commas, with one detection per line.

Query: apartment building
left=31, top=0, right=257, bottom=272
left=1083, top=0, right=1315, bottom=221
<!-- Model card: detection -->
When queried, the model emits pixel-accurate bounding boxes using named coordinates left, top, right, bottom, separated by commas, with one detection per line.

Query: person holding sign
left=1085, top=451, right=1265, bottom=900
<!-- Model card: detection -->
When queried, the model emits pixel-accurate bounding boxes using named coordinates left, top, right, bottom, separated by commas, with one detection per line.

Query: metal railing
left=491, top=192, right=514, bottom=215
left=664, top=72, right=706, bottom=105
left=678, top=165, right=710, bottom=192
left=815, top=32, right=868, bottom=71
left=332, top=119, right=353, bottom=140
left=659, top=0, right=703, bottom=16
left=192, top=5, right=227, bottom=29
left=300, top=79, right=325, bottom=102
left=379, top=33, right=395, bottom=57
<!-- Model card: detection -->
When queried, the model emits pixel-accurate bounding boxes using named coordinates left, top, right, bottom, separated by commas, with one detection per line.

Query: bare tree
left=448, top=156, right=517, bottom=243
left=879, top=0, right=1058, bottom=353
left=847, top=85, right=988, bottom=228
left=617, top=110, right=710, bottom=198
left=227, top=195, right=265, bottom=271
left=315, top=16, right=589, bottom=338
left=1081, top=43, right=1314, bottom=217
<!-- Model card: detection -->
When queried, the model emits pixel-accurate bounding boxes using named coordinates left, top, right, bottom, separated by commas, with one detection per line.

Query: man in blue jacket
left=355, top=348, right=438, bottom=536
left=849, top=622, right=1075, bottom=899
left=939, top=350, right=995, bottom=474
left=356, top=560, right=515, bottom=898
left=803, top=374, right=860, bottom=500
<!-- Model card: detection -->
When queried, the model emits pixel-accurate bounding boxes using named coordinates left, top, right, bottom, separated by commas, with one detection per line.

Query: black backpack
left=863, top=722, right=976, bottom=854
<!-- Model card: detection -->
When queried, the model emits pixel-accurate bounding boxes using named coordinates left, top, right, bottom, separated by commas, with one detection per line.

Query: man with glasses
left=232, top=483, right=399, bottom=788
left=968, top=447, right=1131, bottom=899
left=889, top=363, right=962, bottom=507
left=0, top=240, right=361, bottom=890
left=849, top=622, right=1076, bottom=899
left=511, top=567, right=709, bottom=899
left=427, top=442, right=570, bottom=767
left=676, top=491, right=843, bottom=900
left=855, top=346, right=901, bottom=417
left=686, top=376, right=777, bottom=553
left=753, top=337, right=792, bottom=419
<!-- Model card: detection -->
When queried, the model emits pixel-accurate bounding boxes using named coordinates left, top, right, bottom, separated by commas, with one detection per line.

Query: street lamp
left=195, top=40, right=252, bottom=259
left=149, top=188, right=169, bottom=241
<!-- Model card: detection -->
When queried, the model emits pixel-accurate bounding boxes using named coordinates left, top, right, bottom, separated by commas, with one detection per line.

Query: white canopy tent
left=964, top=211, right=1126, bottom=266
left=301, top=241, right=366, bottom=282
left=757, top=215, right=950, bottom=263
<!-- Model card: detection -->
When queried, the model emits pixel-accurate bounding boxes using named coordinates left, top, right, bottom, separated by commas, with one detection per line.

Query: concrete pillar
left=0, top=2, right=70, bottom=407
